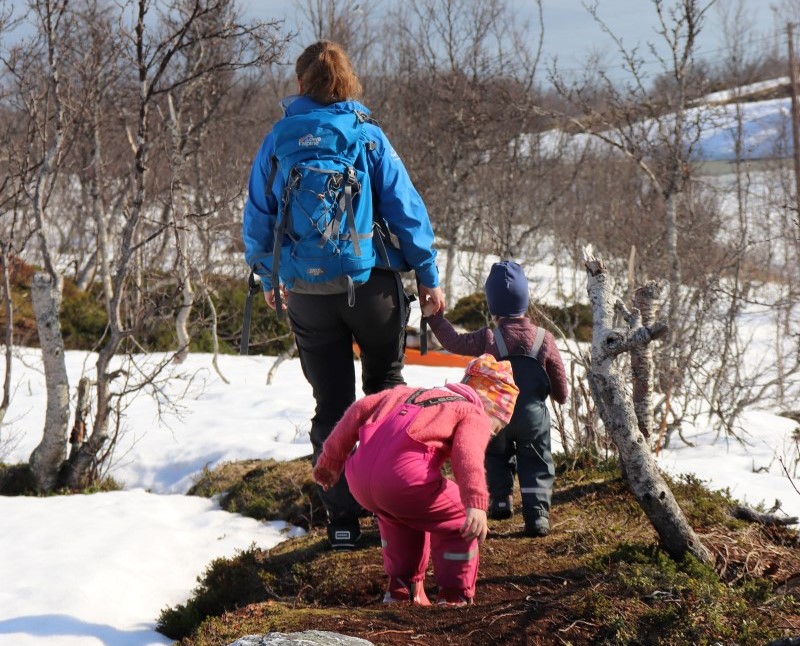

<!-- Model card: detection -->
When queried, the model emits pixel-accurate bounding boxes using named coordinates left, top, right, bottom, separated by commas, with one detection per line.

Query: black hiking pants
left=287, top=269, right=410, bottom=526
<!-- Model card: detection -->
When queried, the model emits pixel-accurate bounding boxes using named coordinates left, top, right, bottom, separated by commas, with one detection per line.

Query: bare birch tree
left=4, top=0, right=80, bottom=491
left=547, top=0, right=719, bottom=441
left=583, top=245, right=712, bottom=564
left=297, top=0, right=381, bottom=74
left=0, top=2, right=24, bottom=429
left=63, top=0, right=289, bottom=487
left=381, top=0, right=545, bottom=308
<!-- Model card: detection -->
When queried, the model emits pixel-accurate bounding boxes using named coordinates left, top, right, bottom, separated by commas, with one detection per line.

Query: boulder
left=228, top=631, right=374, bottom=646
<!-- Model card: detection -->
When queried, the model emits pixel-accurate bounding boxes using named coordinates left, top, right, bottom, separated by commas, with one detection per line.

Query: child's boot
left=436, top=587, right=473, bottom=607
left=524, top=511, right=550, bottom=537
left=383, top=577, right=431, bottom=606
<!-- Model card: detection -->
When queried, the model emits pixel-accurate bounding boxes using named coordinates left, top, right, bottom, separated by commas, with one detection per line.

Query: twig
left=558, top=619, right=598, bottom=632
left=779, top=457, right=800, bottom=497
left=654, top=376, right=672, bottom=456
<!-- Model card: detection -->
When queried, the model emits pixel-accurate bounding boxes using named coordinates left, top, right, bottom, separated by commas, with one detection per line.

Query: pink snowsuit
left=314, top=382, right=493, bottom=599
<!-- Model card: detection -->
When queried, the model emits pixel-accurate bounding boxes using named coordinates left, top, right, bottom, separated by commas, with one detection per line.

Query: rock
left=228, top=631, right=374, bottom=646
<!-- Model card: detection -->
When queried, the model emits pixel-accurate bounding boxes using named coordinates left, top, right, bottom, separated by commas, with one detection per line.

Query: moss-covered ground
left=159, top=456, right=800, bottom=645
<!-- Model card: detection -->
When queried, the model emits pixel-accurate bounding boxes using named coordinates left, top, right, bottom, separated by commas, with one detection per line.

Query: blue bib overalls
left=486, top=327, right=554, bottom=526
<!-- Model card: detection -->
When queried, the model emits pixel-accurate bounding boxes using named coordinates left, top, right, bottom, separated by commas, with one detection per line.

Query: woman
left=242, top=41, right=445, bottom=550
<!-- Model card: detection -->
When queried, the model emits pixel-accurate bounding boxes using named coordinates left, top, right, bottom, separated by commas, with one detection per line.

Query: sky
left=1, top=1, right=782, bottom=87
left=1, top=250, right=799, bottom=645
left=243, top=0, right=781, bottom=80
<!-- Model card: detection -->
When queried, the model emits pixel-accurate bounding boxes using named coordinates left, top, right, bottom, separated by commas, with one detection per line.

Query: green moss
left=160, top=459, right=800, bottom=646
left=157, top=547, right=269, bottom=640
left=0, top=462, right=121, bottom=496
left=189, top=457, right=325, bottom=529
left=448, top=292, right=491, bottom=330
left=587, top=543, right=790, bottom=645
left=667, top=472, right=740, bottom=529
left=539, top=302, right=593, bottom=342
left=60, top=282, right=108, bottom=349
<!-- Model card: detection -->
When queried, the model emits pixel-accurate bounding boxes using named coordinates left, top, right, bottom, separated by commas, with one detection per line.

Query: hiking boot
left=524, top=516, right=550, bottom=537
left=383, top=577, right=431, bottom=606
left=488, top=495, right=514, bottom=520
left=326, top=523, right=361, bottom=551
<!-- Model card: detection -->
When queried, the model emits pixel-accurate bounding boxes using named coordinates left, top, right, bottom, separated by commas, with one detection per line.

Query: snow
left=1, top=345, right=798, bottom=646
left=698, top=77, right=790, bottom=106
left=531, top=80, right=797, bottom=163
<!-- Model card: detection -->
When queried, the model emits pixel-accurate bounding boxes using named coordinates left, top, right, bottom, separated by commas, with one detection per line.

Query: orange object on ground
left=353, top=344, right=472, bottom=368
left=403, top=347, right=472, bottom=367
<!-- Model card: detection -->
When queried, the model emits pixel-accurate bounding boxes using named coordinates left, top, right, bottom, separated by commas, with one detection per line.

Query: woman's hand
left=460, top=507, right=488, bottom=542
left=421, top=301, right=439, bottom=318
left=264, top=285, right=288, bottom=311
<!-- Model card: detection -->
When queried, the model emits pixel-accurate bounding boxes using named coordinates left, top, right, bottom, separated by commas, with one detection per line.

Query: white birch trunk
left=664, top=193, right=682, bottom=347
left=0, top=246, right=13, bottom=425
left=91, top=101, right=114, bottom=313
left=174, top=229, right=193, bottom=364
left=29, top=273, right=70, bottom=491
left=631, top=280, right=666, bottom=440
left=584, top=247, right=712, bottom=564
left=444, top=239, right=457, bottom=311
left=169, top=93, right=193, bottom=365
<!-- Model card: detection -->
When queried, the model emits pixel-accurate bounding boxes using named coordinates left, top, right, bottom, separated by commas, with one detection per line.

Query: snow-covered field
left=1, top=343, right=798, bottom=646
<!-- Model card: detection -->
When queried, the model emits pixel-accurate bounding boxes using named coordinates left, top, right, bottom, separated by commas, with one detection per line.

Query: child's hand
left=312, top=463, right=338, bottom=491
left=460, top=508, right=488, bottom=542
left=421, top=302, right=437, bottom=318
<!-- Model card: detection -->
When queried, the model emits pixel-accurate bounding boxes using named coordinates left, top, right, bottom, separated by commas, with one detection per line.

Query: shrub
left=447, top=291, right=592, bottom=342
left=2, top=260, right=294, bottom=355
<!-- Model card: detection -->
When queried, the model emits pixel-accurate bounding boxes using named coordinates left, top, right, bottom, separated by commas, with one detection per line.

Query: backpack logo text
left=298, top=133, right=321, bottom=147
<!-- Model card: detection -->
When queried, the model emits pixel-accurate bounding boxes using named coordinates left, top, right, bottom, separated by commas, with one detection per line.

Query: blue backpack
left=266, top=107, right=378, bottom=313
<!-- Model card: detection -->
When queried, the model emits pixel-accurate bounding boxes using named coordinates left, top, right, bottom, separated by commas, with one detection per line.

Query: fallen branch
left=766, top=638, right=800, bottom=646
left=731, top=505, right=798, bottom=526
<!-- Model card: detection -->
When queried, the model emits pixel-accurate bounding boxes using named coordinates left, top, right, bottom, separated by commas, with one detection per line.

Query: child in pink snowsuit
left=313, top=354, right=519, bottom=607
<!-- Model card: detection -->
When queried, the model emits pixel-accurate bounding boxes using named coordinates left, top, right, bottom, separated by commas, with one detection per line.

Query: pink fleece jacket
left=314, top=383, right=493, bottom=510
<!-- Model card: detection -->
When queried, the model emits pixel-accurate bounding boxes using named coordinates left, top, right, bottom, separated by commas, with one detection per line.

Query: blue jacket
left=242, top=95, right=440, bottom=291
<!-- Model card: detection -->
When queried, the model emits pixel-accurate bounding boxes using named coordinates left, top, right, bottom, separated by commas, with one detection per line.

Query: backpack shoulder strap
left=492, top=325, right=509, bottom=359
left=405, top=388, right=426, bottom=404
left=494, top=324, right=545, bottom=359
left=406, top=388, right=466, bottom=407
left=530, top=326, right=546, bottom=357
left=265, top=155, right=278, bottom=194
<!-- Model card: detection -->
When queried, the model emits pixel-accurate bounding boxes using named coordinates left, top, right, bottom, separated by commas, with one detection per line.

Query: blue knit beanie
left=484, top=261, right=529, bottom=317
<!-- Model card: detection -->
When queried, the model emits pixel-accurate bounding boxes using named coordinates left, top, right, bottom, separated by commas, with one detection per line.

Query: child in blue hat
left=422, top=260, right=568, bottom=536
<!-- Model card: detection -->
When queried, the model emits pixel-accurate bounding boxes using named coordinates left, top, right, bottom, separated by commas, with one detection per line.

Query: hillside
left=158, top=457, right=800, bottom=646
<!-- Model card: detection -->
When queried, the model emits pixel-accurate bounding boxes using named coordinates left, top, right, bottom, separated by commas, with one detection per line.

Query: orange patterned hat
left=461, top=354, right=519, bottom=425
